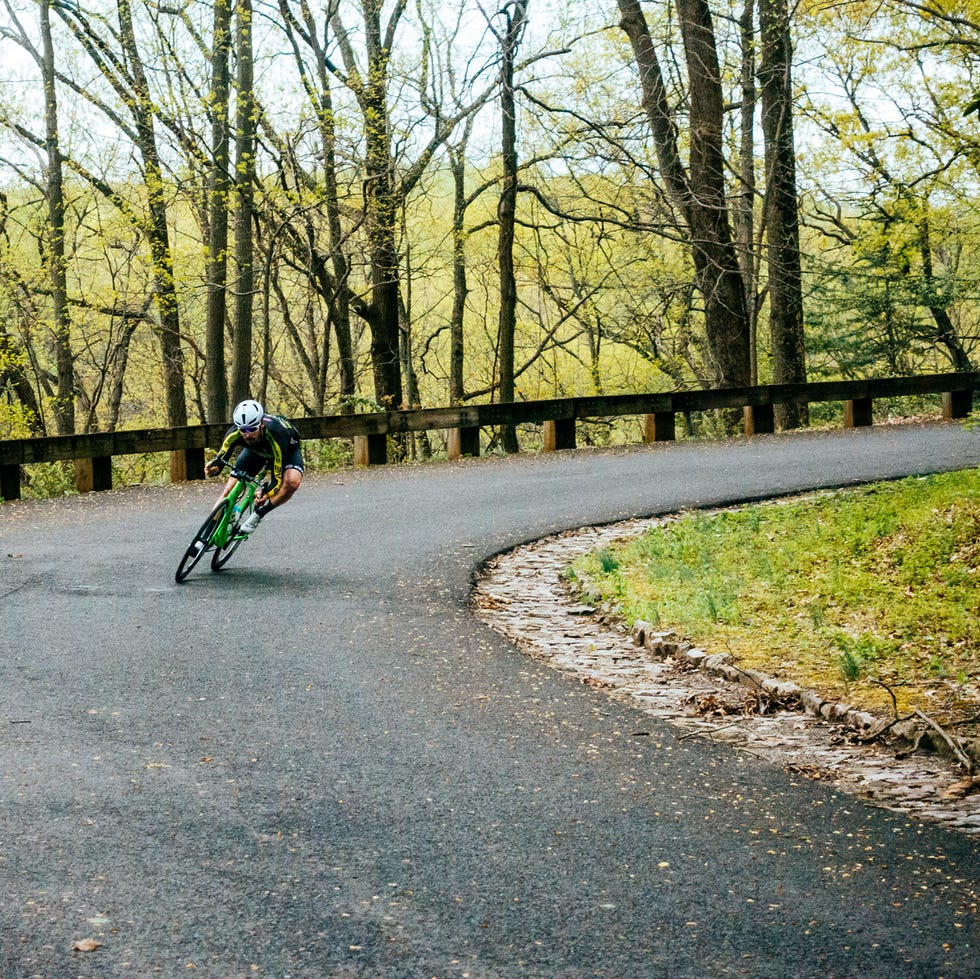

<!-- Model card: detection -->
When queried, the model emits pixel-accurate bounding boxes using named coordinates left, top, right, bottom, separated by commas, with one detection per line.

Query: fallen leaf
left=943, top=776, right=980, bottom=800
left=71, top=938, right=102, bottom=953
left=582, top=676, right=613, bottom=689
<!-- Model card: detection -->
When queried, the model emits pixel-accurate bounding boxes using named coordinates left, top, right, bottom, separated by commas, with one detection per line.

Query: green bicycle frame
left=175, top=463, right=268, bottom=583
left=211, top=469, right=259, bottom=547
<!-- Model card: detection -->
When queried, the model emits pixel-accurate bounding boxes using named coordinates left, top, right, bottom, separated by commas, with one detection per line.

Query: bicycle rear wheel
left=175, top=500, right=229, bottom=583
left=210, top=526, right=245, bottom=571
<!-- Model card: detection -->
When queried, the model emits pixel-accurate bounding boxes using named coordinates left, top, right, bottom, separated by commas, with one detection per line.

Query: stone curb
left=627, top=618, right=980, bottom=769
left=475, top=525, right=980, bottom=832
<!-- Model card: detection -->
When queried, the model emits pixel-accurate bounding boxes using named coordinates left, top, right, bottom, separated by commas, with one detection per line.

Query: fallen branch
left=678, top=721, right=743, bottom=741
left=870, top=678, right=900, bottom=721
left=913, top=708, right=975, bottom=774
left=856, top=679, right=913, bottom=743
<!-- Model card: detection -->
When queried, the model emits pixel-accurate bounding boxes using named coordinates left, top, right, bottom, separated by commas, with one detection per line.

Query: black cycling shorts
left=235, top=444, right=305, bottom=479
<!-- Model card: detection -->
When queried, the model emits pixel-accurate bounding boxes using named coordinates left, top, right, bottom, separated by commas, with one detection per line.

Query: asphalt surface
left=1, top=422, right=979, bottom=978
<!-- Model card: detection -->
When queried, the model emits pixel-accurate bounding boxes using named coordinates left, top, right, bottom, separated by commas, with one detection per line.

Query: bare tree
left=328, top=0, right=405, bottom=410
left=205, top=0, right=232, bottom=422
left=39, top=0, right=74, bottom=434
left=735, top=0, right=759, bottom=384
left=48, top=0, right=188, bottom=427
left=276, top=0, right=357, bottom=411
left=0, top=0, right=76, bottom=433
left=494, top=0, right=527, bottom=453
left=617, top=0, right=751, bottom=390
left=445, top=121, right=483, bottom=405
left=230, top=0, right=255, bottom=405
left=306, top=0, right=499, bottom=413
left=759, top=0, right=807, bottom=427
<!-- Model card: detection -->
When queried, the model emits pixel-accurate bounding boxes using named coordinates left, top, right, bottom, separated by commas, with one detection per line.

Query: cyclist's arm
left=206, top=429, right=242, bottom=474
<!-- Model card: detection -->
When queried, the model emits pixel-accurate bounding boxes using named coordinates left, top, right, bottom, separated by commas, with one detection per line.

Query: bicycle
left=174, top=461, right=267, bottom=583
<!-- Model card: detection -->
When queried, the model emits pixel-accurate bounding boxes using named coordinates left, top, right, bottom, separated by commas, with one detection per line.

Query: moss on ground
left=568, top=469, right=980, bottom=722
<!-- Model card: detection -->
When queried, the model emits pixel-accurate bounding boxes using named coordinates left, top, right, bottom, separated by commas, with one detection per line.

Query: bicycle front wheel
left=175, top=499, right=229, bottom=583
left=210, top=500, right=251, bottom=572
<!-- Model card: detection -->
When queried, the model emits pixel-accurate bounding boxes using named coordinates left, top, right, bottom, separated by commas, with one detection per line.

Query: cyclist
left=206, top=399, right=304, bottom=535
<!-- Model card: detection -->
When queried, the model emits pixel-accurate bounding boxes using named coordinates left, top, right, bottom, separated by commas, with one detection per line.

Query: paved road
left=2, top=422, right=979, bottom=978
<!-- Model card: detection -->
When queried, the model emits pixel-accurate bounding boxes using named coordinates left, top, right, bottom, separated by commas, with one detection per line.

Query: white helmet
left=233, top=399, right=264, bottom=431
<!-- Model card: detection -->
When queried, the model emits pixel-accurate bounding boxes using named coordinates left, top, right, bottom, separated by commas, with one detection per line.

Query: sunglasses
left=238, top=425, right=261, bottom=434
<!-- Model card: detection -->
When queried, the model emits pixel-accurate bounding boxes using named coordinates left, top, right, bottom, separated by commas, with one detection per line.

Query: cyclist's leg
left=268, top=445, right=305, bottom=509
left=256, top=445, right=303, bottom=516
left=277, top=465, right=303, bottom=505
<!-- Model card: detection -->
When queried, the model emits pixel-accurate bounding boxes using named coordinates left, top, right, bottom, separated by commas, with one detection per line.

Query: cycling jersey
left=216, top=415, right=303, bottom=495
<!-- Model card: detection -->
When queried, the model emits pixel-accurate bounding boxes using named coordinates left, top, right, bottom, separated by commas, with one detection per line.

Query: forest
left=0, top=0, right=978, bottom=464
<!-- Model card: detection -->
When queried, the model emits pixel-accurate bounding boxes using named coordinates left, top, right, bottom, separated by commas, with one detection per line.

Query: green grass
left=567, top=469, right=980, bottom=720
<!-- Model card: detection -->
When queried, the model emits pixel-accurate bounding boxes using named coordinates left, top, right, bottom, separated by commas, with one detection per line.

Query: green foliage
left=596, top=548, right=620, bottom=574
left=113, top=453, right=170, bottom=488
left=0, top=399, right=38, bottom=440
left=1, top=0, right=979, bottom=445
left=339, top=396, right=385, bottom=414
left=304, top=438, right=354, bottom=471
left=832, top=631, right=888, bottom=684
left=570, top=469, right=980, bottom=716
left=21, top=462, right=76, bottom=500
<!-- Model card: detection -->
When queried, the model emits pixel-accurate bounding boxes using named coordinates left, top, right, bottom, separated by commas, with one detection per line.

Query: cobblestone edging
left=472, top=518, right=980, bottom=836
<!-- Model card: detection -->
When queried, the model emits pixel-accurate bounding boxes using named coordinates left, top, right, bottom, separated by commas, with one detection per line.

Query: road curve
left=1, top=421, right=979, bottom=978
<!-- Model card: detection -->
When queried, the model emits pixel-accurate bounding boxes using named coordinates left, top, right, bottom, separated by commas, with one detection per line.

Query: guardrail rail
left=1, top=372, right=976, bottom=501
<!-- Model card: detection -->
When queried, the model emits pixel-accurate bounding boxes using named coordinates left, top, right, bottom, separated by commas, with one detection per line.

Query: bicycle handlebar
left=209, top=457, right=267, bottom=485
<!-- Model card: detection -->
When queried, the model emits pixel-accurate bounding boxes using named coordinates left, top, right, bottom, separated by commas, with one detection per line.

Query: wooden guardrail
left=0, top=372, right=976, bottom=501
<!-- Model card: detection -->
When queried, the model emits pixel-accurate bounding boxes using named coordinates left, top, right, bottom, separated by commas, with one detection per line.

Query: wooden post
left=743, top=404, right=775, bottom=436
left=1, top=464, right=20, bottom=501
left=187, top=446, right=206, bottom=480
left=74, top=456, right=113, bottom=493
left=170, top=447, right=205, bottom=483
left=942, top=388, right=973, bottom=420
left=354, top=433, right=387, bottom=466
left=447, top=426, right=480, bottom=460
left=844, top=397, right=873, bottom=428
left=643, top=411, right=676, bottom=443
left=543, top=418, right=576, bottom=451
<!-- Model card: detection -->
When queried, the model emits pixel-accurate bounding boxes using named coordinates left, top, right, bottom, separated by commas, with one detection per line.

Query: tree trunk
left=117, top=0, right=187, bottom=428
left=495, top=1, right=527, bottom=454
left=919, top=215, right=973, bottom=372
left=276, top=0, right=356, bottom=412
left=39, top=0, right=73, bottom=435
left=0, top=330, right=46, bottom=435
left=618, top=0, right=751, bottom=390
left=318, top=70, right=356, bottom=412
left=676, top=0, right=752, bottom=389
left=105, top=315, right=142, bottom=431
left=205, top=0, right=232, bottom=422
left=759, top=0, right=807, bottom=427
left=357, top=0, right=403, bottom=411
left=736, top=1, right=758, bottom=384
left=398, top=293, right=430, bottom=459
left=230, top=0, right=255, bottom=406
left=449, top=141, right=469, bottom=404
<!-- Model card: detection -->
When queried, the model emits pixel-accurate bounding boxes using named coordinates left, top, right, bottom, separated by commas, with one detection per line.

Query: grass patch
left=566, top=469, right=980, bottom=721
